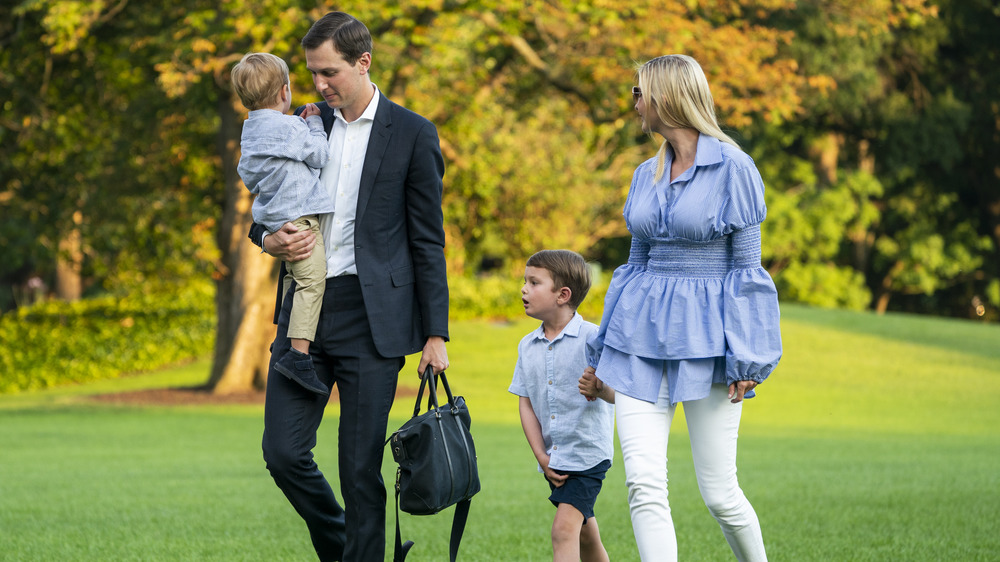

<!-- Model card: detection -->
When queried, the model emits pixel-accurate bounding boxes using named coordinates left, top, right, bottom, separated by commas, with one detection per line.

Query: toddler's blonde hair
left=231, top=52, right=289, bottom=111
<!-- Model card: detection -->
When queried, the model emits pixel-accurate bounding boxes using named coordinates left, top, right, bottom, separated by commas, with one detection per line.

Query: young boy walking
left=231, top=52, right=335, bottom=395
left=509, top=250, right=616, bottom=562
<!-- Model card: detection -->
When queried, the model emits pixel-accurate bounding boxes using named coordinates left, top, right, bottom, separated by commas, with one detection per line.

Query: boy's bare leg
left=552, top=503, right=584, bottom=562
left=579, top=516, right=610, bottom=562
left=291, top=338, right=310, bottom=354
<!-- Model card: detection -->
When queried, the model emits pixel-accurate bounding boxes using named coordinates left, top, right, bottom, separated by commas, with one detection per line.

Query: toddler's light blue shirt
left=238, top=109, right=335, bottom=232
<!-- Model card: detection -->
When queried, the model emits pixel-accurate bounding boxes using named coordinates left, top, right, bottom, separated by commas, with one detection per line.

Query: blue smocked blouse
left=587, top=134, right=782, bottom=405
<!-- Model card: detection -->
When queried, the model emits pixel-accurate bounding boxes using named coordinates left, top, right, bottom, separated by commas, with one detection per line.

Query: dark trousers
left=263, top=275, right=403, bottom=562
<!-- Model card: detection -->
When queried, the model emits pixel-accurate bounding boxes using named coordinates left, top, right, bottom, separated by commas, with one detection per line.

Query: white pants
left=616, top=383, right=767, bottom=561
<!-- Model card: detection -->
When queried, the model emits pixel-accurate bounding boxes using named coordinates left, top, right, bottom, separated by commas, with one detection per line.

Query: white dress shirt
left=319, top=85, right=380, bottom=277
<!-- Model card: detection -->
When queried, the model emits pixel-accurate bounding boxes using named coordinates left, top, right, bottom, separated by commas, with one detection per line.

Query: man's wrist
left=260, top=232, right=270, bottom=255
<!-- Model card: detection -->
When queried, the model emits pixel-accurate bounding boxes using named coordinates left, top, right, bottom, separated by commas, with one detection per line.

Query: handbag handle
left=412, top=367, right=459, bottom=417
left=413, top=366, right=440, bottom=417
left=438, top=371, right=458, bottom=411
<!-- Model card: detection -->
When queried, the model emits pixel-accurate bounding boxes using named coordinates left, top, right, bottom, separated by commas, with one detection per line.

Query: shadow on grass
left=86, top=383, right=422, bottom=407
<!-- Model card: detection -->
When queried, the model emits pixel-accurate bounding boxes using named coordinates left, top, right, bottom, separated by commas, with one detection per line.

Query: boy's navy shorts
left=546, top=459, right=612, bottom=522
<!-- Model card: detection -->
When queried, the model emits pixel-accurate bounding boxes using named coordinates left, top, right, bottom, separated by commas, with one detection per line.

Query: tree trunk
left=849, top=140, right=876, bottom=273
left=206, top=90, right=277, bottom=394
left=809, top=132, right=842, bottom=185
left=988, top=196, right=1000, bottom=269
left=874, top=260, right=905, bottom=314
left=54, top=210, right=83, bottom=301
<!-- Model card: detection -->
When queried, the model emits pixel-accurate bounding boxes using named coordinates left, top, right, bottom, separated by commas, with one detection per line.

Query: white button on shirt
left=318, top=86, right=380, bottom=277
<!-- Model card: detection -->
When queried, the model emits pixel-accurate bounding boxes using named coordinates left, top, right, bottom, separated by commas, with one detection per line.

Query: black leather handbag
left=387, top=368, right=481, bottom=561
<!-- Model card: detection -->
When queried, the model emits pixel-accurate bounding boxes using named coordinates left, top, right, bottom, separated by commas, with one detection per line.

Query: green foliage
left=761, top=168, right=884, bottom=264
left=0, top=281, right=215, bottom=393
left=873, top=187, right=991, bottom=297
left=773, top=262, right=871, bottom=309
left=987, top=280, right=1000, bottom=310
left=0, top=0, right=222, bottom=301
left=3, top=0, right=999, bottom=329
left=756, top=149, right=881, bottom=309
left=446, top=271, right=609, bottom=322
left=448, top=275, right=524, bottom=321
left=0, top=274, right=610, bottom=393
left=757, top=0, right=1000, bottom=317
left=346, top=0, right=809, bottom=272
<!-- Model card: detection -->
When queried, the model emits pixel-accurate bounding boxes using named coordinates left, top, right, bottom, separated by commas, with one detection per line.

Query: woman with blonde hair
left=582, top=54, right=781, bottom=561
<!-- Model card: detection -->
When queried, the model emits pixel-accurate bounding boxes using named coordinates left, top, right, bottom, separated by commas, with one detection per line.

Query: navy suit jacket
left=249, top=96, right=449, bottom=358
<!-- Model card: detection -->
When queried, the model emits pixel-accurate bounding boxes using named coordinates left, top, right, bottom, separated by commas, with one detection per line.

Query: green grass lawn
left=1, top=304, right=998, bottom=561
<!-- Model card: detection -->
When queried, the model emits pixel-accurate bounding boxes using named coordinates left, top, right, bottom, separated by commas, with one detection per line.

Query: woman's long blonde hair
left=637, top=54, right=739, bottom=182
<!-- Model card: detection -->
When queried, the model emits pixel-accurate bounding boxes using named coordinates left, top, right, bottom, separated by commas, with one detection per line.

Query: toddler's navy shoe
left=274, top=349, right=329, bottom=395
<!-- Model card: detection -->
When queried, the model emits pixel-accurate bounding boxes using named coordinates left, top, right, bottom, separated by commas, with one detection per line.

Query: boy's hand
left=542, top=459, right=567, bottom=488
left=301, top=103, right=320, bottom=119
left=578, top=367, right=601, bottom=402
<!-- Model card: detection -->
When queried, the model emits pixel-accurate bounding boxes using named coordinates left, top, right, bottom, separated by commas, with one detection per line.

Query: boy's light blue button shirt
left=509, top=312, right=614, bottom=473
left=238, top=109, right=336, bottom=233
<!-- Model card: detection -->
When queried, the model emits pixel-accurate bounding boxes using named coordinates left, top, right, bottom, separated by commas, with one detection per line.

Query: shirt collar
left=530, top=311, right=584, bottom=343
left=665, top=133, right=724, bottom=184
left=333, top=84, right=381, bottom=124
left=694, top=133, right=724, bottom=167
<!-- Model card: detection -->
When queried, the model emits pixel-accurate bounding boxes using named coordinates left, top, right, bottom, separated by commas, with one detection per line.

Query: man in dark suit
left=247, top=11, right=449, bottom=562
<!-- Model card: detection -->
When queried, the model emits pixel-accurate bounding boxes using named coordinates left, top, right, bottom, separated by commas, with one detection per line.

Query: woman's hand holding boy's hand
left=579, top=367, right=601, bottom=402
left=580, top=367, right=616, bottom=404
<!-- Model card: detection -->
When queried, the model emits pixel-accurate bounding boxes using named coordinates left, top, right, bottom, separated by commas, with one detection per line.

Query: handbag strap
left=412, top=367, right=463, bottom=417
left=437, top=370, right=459, bottom=410
left=393, top=477, right=472, bottom=562
left=449, top=498, right=472, bottom=561
left=417, top=366, right=459, bottom=415
left=412, top=366, right=441, bottom=417
left=393, top=477, right=415, bottom=562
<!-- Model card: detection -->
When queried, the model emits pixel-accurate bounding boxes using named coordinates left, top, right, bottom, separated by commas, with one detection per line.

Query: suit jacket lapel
left=320, top=101, right=336, bottom=135
left=356, top=98, right=392, bottom=224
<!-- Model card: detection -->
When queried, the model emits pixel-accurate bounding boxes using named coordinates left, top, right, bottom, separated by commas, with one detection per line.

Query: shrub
left=448, top=271, right=609, bottom=322
left=0, top=274, right=612, bottom=394
left=773, top=262, right=871, bottom=310
left=0, top=281, right=215, bottom=394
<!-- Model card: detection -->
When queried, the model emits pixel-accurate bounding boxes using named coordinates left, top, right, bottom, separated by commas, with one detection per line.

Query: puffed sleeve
left=587, top=237, right=649, bottom=368
left=720, top=161, right=769, bottom=233
left=723, top=224, right=782, bottom=388
left=721, top=159, right=781, bottom=389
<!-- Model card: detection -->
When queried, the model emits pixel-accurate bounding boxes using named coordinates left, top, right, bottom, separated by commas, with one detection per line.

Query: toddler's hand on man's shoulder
left=301, top=103, right=320, bottom=119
